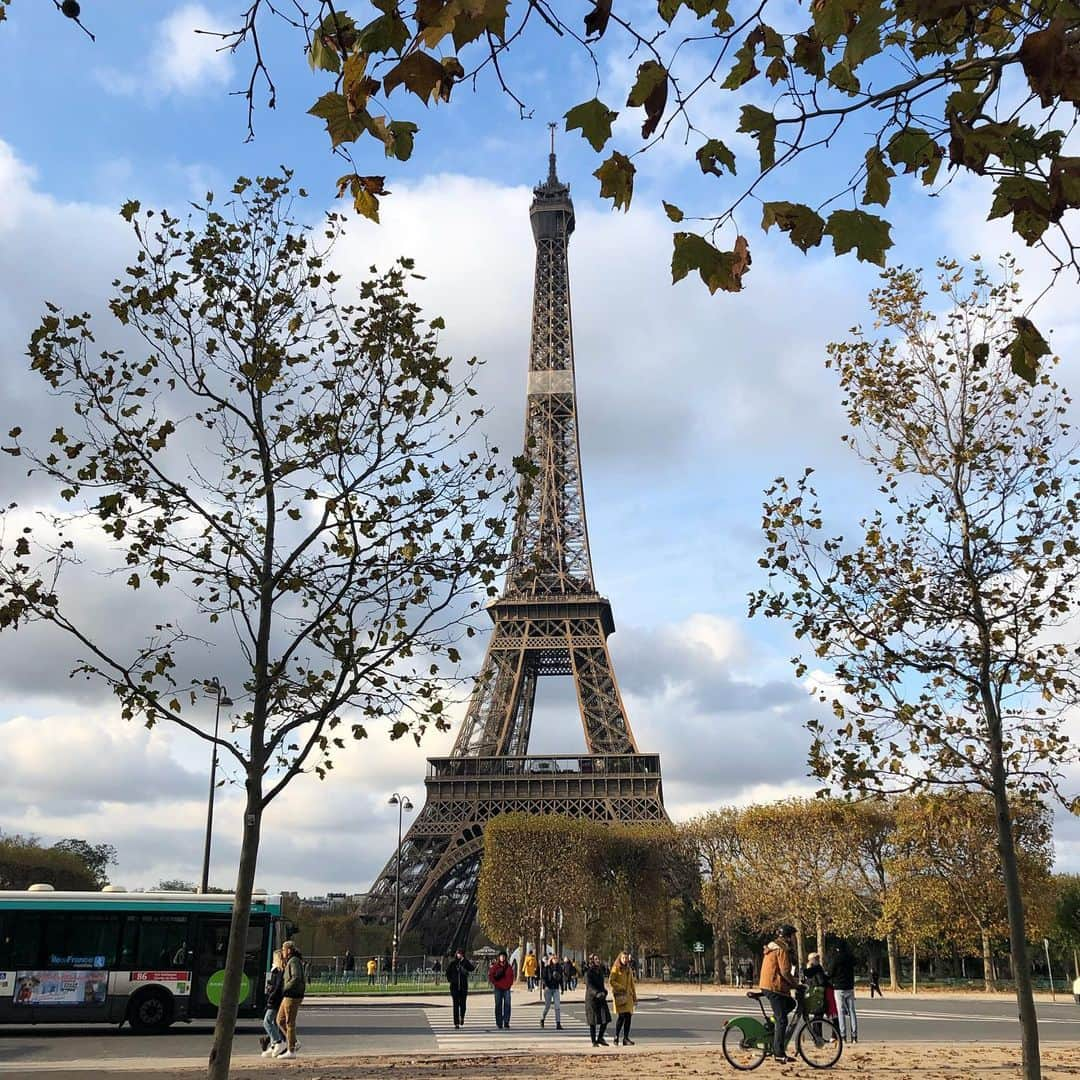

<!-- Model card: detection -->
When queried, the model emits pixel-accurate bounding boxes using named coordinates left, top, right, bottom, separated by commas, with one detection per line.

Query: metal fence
left=302, top=955, right=452, bottom=993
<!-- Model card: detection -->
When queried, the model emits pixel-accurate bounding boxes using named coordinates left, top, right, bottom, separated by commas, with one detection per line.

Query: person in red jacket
left=488, top=950, right=515, bottom=1029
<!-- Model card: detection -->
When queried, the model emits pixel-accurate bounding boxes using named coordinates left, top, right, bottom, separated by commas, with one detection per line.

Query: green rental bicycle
left=722, top=986, right=843, bottom=1070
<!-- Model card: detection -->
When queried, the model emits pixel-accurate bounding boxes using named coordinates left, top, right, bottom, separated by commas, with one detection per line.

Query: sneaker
left=556, top=1023, right=563, bottom=1030
left=597, top=1037, right=609, bottom=1046
left=540, top=1018, right=545, bottom=1028
left=277, top=1049, right=296, bottom=1059
left=261, top=1047, right=279, bottom=1058
left=623, top=1037, right=635, bottom=1046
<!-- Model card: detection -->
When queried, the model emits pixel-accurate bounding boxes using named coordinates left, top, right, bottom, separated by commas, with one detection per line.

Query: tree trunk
left=982, top=929, right=994, bottom=993
left=713, top=929, right=723, bottom=986
left=727, top=934, right=735, bottom=989
left=987, top=729, right=1041, bottom=1080
left=886, top=932, right=900, bottom=990
left=794, top=919, right=806, bottom=971
left=206, top=783, right=262, bottom=1080
left=816, top=911, right=825, bottom=955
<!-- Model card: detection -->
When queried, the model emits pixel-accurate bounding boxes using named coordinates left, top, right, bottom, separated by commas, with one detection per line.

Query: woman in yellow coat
left=609, top=952, right=638, bottom=1045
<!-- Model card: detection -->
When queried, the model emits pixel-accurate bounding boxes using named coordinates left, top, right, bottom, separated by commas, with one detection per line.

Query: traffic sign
left=693, top=941, right=705, bottom=953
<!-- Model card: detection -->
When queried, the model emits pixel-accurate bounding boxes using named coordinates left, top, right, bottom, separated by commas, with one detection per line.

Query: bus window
left=131, top=915, right=190, bottom=970
left=0, top=913, right=42, bottom=968
left=50, top=914, right=122, bottom=968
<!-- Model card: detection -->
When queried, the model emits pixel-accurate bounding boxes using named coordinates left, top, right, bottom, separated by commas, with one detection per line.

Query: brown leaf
left=584, top=0, right=612, bottom=38
left=383, top=51, right=446, bottom=103
left=1019, top=18, right=1080, bottom=108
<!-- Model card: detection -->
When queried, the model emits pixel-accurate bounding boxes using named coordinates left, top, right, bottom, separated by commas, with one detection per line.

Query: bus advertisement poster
left=13, top=971, right=108, bottom=1006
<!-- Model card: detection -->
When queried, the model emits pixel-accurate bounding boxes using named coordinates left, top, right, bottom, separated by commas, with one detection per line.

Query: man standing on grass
left=445, top=949, right=475, bottom=1029
left=488, top=950, right=515, bottom=1029
left=275, top=941, right=306, bottom=1059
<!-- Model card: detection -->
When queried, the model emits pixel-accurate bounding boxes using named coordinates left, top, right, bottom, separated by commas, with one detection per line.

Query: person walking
left=488, top=950, right=515, bottom=1029
left=827, top=938, right=858, bottom=1044
left=274, top=940, right=306, bottom=1059
left=868, top=961, right=883, bottom=998
left=609, top=951, right=638, bottom=1045
left=366, top=956, right=378, bottom=985
left=445, top=948, right=475, bottom=1028
left=565, top=956, right=578, bottom=991
left=759, top=925, right=799, bottom=1064
left=540, top=954, right=564, bottom=1029
left=522, top=948, right=539, bottom=992
left=343, top=950, right=355, bottom=983
left=259, top=949, right=285, bottom=1056
left=584, top=954, right=612, bottom=1046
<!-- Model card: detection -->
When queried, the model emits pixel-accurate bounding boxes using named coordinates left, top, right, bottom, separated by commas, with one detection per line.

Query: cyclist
left=758, top=924, right=799, bottom=1064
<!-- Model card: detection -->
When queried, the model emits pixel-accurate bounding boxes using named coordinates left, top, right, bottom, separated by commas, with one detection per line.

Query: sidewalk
left=18, top=1042, right=1080, bottom=1078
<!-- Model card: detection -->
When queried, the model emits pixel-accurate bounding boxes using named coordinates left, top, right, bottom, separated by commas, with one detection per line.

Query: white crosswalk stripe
left=426, top=1005, right=593, bottom=1051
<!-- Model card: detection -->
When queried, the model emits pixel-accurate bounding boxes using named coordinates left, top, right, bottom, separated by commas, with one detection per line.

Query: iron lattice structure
left=360, top=150, right=667, bottom=953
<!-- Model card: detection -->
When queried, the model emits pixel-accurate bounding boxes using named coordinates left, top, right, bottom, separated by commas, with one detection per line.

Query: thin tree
left=0, top=171, right=506, bottom=1080
left=751, top=257, right=1080, bottom=1080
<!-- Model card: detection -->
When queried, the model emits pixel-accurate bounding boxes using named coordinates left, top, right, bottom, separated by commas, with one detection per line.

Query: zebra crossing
left=425, top=1001, right=593, bottom=1051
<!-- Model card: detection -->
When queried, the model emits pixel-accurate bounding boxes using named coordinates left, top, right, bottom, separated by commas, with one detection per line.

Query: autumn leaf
left=761, top=201, right=825, bottom=252
left=335, top=174, right=389, bottom=223
left=308, top=92, right=361, bottom=147
left=583, top=0, right=612, bottom=38
left=737, top=106, right=777, bottom=171
left=594, top=152, right=635, bottom=211
left=626, top=60, right=668, bottom=139
left=383, top=51, right=446, bottom=103
left=696, top=139, right=737, bottom=177
left=663, top=201, right=684, bottom=222
left=1005, top=316, right=1050, bottom=383
left=824, top=209, right=892, bottom=265
left=565, top=98, right=619, bottom=152
left=671, top=232, right=751, bottom=293
left=863, top=147, right=895, bottom=207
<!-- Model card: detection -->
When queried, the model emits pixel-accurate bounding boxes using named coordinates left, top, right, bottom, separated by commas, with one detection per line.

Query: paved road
left=2, top=991, right=1078, bottom=1072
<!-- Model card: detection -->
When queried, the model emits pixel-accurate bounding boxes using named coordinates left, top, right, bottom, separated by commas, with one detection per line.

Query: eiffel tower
left=360, top=138, right=667, bottom=953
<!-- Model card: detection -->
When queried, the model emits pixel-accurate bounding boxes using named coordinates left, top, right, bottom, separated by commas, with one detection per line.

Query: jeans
left=451, top=990, right=467, bottom=1026
left=262, top=1007, right=283, bottom=1045
left=763, top=991, right=795, bottom=1060
left=541, top=986, right=561, bottom=1025
left=527, top=976, right=535, bottom=991
left=493, top=986, right=511, bottom=1027
left=837, top=989, right=857, bottom=1039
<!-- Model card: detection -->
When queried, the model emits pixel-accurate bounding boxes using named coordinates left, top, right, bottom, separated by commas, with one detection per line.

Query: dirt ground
left=83, top=1043, right=1080, bottom=1080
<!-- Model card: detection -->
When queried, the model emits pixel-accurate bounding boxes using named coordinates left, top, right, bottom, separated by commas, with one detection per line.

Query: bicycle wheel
left=797, top=1017, right=843, bottom=1068
left=722, top=1023, right=768, bottom=1070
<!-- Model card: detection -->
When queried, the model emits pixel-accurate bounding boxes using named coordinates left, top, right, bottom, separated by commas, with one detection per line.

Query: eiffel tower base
left=360, top=753, right=665, bottom=953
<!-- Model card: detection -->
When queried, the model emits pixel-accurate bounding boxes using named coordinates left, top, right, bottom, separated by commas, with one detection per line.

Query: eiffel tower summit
left=360, top=137, right=667, bottom=953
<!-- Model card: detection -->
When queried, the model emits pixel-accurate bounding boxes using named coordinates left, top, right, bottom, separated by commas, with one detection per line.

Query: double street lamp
left=388, top=792, right=414, bottom=982
left=200, top=678, right=233, bottom=894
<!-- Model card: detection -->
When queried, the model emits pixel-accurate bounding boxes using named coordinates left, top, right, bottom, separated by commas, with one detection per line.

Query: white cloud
left=94, top=4, right=232, bottom=99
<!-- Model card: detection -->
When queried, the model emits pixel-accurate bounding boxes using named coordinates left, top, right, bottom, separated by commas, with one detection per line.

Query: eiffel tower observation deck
left=359, top=139, right=667, bottom=953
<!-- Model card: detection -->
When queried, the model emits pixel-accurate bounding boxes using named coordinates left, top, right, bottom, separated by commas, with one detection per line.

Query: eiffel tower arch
left=359, top=142, right=667, bottom=954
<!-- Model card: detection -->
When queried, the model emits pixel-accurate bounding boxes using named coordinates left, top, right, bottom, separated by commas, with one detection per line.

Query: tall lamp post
left=388, top=792, right=413, bottom=983
left=200, top=678, right=233, bottom=894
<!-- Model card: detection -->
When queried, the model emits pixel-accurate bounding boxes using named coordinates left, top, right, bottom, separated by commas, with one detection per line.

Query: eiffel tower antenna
left=359, top=149, right=667, bottom=954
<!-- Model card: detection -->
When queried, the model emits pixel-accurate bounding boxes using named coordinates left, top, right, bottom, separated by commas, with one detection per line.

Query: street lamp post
left=388, top=792, right=414, bottom=983
left=200, top=678, right=233, bottom=894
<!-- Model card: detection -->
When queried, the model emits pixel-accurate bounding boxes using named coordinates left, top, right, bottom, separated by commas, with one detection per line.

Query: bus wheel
left=127, top=989, right=174, bottom=1034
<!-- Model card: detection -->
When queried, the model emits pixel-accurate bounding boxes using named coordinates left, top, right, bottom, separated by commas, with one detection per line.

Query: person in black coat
left=584, top=954, right=612, bottom=1046
left=826, top=939, right=858, bottom=1043
left=444, top=949, right=476, bottom=1029
left=260, top=950, right=286, bottom=1055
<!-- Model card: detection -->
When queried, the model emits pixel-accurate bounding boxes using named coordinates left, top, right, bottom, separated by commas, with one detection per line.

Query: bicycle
left=722, top=986, right=843, bottom=1070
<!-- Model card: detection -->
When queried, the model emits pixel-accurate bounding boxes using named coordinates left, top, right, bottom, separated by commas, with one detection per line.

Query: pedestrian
left=343, top=950, right=355, bottom=983
left=584, top=954, right=612, bottom=1047
left=803, top=951, right=833, bottom=1040
left=274, top=940, right=305, bottom=1059
left=522, top=948, right=539, bottom=992
left=826, top=938, right=858, bottom=1044
left=565, top=956, right=578, bottom=990
left=488, top=949, right=515, bottom=1029
left=445, top=948, right=475, bottom=1028
left=366, top=956, right=378, bottom=985
left=868, top=961, right=883, bottom=998
left=259, top=949, right=285, bottom=1056
left=540, top=954, right=564, bottom=1029
left=609, top=951, right=638, bottom=1045
left=758, top=925, right=799, bottom=1064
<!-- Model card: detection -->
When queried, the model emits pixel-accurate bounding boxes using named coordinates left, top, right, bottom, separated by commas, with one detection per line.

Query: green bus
left=0, top=886, right=288, bottom=1032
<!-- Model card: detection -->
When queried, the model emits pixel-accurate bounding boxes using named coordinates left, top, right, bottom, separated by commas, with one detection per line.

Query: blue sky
left=1, top=1, right=1078, bottom=893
